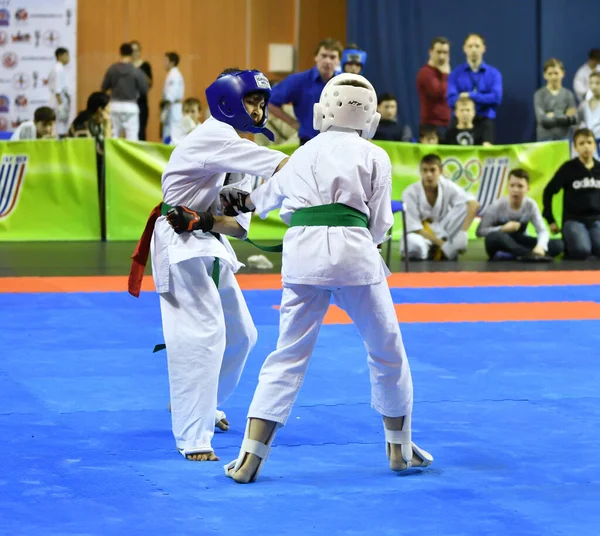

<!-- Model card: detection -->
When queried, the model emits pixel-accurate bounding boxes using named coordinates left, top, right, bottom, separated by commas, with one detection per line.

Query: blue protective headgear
left=205, top=69, right=275, bottom=141
left=341, top=49, right=367, bottom=74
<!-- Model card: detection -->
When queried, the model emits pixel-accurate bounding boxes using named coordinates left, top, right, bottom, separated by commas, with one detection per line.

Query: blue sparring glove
left=219, top=186, right=254, bottom=216
left=165, top=206, right=215, bottom=234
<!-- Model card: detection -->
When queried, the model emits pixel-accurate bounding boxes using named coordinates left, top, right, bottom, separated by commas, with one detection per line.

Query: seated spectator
left=577, top=72, right=600, bottom=138
left=401, top=153, right=480, bottom=260
left=170, top=97, right=202, bottom=145
left=341, top=43, right=367, bottom=74
left=68, top=111, right=92, bottom=138
left=476, top=168, right=563, bottom=262
left=67, top=92, right=112, bottom=154
left=543, top=128, right=600, bottom=259
left=372, top=92, right=412, bottom=142
left=10, top=106, right=56, bottom=140
left=419, top=124, right=439, bottom=145
left=534, top=59, right=577, bottom=141
left=444, top=96, right=493, bottom=145
left=573, top=48, right=600, bottom=102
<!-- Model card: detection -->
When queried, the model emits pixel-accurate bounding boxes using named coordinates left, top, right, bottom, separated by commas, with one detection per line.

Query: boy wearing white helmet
left=216, top=73, right=433, bottom=483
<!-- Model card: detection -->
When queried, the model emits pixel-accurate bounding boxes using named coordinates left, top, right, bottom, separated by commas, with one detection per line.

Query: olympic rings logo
left=441, top=157, right=483, bottom=185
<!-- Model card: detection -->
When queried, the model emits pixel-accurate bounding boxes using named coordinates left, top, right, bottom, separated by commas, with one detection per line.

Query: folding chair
left=384, top=200, right=409, bottom=272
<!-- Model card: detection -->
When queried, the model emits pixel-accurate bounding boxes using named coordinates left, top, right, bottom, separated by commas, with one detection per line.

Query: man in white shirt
left=10, top=106, right=56, bottom=140
left=47, top=47, right=70, bottom=137
left=128, top=68, right=288, bottom=462
left=573, top=49, right=600, bottom=102
left=161, top=51, right=184, bottom=142
left=402, top=154, right=480, bottom=260
left=217, top=74, right=433, bottom=484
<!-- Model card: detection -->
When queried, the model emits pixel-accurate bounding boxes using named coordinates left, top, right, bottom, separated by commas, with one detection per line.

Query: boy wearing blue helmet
left=129, top=68, right=288, bottom=462
left=341, top=43, right=367, bottom=75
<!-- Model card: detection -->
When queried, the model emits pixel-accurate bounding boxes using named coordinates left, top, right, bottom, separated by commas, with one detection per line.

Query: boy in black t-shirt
left=543, top=128, right=600, bottom=259
left=444, top=96, right=493, bottom=146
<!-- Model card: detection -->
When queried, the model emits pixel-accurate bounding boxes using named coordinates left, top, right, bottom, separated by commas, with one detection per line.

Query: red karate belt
left=128, top=202, right=163, bottom=297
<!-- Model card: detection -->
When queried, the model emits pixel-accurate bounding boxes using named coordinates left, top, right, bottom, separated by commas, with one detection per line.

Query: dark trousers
left=562, top=220, right=600, bottom=259
left=138, top=99, right=148, bottom=141
left=485, top=231, right=563, bottom=258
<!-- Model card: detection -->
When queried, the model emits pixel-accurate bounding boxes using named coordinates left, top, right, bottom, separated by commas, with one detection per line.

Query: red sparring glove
left=166, top=206, right=215, bottom=234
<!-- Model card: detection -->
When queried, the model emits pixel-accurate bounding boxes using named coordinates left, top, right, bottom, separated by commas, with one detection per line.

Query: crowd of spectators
left=6, top=35, right=600, bottom=263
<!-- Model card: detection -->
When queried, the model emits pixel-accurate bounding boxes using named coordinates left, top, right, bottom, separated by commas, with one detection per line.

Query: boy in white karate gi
left=216, top=73, right=433, bottom=482
left=129, top=68, right=288, bottom=461
left=402, top=155, right=480, bottom=260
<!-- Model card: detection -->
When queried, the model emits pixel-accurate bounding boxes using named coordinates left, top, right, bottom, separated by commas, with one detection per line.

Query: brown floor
left=0, top=239, right=598, bottom=277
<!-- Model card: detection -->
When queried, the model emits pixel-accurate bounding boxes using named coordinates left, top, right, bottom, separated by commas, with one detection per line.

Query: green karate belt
left=289, top=203, right=368, bottom=228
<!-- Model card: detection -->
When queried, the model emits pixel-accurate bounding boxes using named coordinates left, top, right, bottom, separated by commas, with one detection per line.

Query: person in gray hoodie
left=101, top=43, right=149, bottom=141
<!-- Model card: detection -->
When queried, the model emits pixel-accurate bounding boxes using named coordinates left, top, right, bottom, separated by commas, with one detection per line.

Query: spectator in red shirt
left=416, top=37, right=451, bottom=136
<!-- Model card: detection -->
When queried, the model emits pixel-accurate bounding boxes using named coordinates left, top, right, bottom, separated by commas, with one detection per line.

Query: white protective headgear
left=313, top=73, right=381, bottom=139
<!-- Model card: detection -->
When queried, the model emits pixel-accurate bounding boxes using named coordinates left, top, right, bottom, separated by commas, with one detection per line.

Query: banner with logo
left=104, top=138, right=570, bottom=241
left=0, top=0, right=77, bottom=133
left=377, top=140, right=570, bottom=238
left=0, top=138, right=100, bottom=240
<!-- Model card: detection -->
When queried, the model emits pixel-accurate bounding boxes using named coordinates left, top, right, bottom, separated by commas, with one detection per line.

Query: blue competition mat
left=1, top=286, right=599, bottom=535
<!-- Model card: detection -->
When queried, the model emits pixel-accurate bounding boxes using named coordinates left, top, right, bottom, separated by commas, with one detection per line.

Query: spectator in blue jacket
left=447, top=33, right=502, bottom=142
left=269, top=37, right=343, bottom=145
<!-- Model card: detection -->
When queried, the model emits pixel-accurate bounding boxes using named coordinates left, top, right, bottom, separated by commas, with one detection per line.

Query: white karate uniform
left=47, top=61, right=70, bottom=136
left=401, top=177, right=474, bottom=260
left=169, top=115, right=197, bottom=146
left=162, top=67, right=184, bottom=140
left=245, top=128, right=413, bottom=425
left=150, top=117, right=287, bottom=454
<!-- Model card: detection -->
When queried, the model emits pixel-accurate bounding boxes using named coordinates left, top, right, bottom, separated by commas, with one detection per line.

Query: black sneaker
left=517, top=252, right=553, bottom=263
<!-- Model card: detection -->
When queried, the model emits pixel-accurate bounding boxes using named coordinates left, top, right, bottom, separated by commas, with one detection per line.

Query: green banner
left=104, top=138, right=570, bottom=241
left=0, top=139, right=100, bottom=241
left=374, top=140, right=569, bottom=239
left=105, top=139, right=172, bottom=241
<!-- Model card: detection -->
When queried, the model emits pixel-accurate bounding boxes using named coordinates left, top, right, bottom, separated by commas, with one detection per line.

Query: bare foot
left=185, top=451, right=220, bottom=462
left=388, top=443, right=426, bottom=471
left=227, top=453, right=261, bottom=483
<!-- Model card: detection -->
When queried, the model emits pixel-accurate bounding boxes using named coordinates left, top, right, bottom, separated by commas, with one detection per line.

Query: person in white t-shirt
left=47, top=47, right=70, bottom=137
left=577, top=71, right=600, bottom=138
left=169, top=97, right=202, bottom=145
left=10, top=107, right=56, bottom=140
left=573, top=49, right=600, bottom=102
left=161, top=51, right=184, bottom=142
